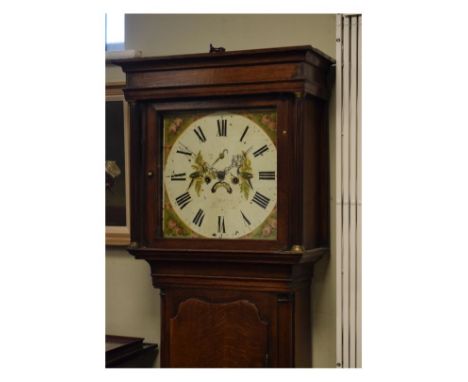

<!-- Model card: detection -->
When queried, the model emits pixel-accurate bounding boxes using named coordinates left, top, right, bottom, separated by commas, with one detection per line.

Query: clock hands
left=210, top=150, right=255, bottom=197
left=183, top=147, right=255, bottom=199
left=238, top=171, right=253, bottom=189
left=211, top=149, right=229, bottom=167
left=188, top=171, right=203, bottom=190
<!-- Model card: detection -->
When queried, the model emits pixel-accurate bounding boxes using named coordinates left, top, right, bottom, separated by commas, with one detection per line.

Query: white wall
left=105, top=248, right=161, bottom=366
left=125, top=14, right=335, bottom=57
left=105, top=13, right=336, bottom=367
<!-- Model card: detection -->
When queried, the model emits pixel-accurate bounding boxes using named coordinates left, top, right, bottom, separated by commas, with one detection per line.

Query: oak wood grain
left=169, top=298, right=268, bottom=367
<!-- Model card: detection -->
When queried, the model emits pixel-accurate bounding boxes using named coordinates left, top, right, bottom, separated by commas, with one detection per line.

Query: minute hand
left=211, top=149, right=228, bottom=167
left=239, top=171, right=254, bottom=189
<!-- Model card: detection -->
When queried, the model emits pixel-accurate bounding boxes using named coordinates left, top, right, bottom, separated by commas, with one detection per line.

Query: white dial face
left=162, top=110, right=277, bottom=240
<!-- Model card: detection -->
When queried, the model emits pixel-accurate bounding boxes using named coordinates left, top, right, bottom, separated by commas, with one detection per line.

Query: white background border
left=1, top=1, right=467, bottom=381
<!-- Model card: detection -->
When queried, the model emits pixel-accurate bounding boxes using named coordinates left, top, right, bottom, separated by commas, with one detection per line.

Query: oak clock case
left=114, top=46, right=334, bottom=368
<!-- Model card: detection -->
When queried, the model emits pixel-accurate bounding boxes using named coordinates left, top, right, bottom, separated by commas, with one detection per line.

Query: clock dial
left=163, top=110, right=277, bottom=239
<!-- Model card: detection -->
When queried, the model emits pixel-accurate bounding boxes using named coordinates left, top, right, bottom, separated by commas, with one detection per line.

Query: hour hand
left=188, top=171, right=202, bottom=190
left=239, top=171, right=253, bottom=189
left=211, top=149, right=228, bottom=167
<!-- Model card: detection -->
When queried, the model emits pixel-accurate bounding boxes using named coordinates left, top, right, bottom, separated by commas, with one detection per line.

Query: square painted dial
left=162, top=109, right=277, bottom=240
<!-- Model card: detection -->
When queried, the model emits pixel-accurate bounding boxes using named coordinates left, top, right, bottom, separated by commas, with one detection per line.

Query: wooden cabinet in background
left=105, top=335, right=158, bottom=368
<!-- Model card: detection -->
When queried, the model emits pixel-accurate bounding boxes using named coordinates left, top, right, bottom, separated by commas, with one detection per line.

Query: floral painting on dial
left=162, top=109, right=277, bottom=240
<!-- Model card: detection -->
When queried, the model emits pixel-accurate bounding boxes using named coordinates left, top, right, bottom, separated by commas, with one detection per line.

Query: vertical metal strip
left=335, top=13, right=343, bottom=369
left=342, top=15, right=350, bottom=369
left=349, top=15, right=358, bottom=368
left=356, top=15, right=362, bottom=369
left=336, top=13, right=362, bottom=368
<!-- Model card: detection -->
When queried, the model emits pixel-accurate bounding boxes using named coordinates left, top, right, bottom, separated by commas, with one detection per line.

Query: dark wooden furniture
left=113, top=45, right=334, bottom=368
left=105, top=335, right=158, bottom=368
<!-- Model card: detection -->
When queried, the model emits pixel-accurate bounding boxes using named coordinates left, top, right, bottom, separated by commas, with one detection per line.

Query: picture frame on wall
left=106, top=83, right=130, bottom=246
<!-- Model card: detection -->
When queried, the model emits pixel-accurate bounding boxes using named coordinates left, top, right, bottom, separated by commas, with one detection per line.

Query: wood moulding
left=128, top=247, right=329, bottom=265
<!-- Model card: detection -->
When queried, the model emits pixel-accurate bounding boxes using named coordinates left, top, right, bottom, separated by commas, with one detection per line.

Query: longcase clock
left=113, top=45, right=334, bottom=367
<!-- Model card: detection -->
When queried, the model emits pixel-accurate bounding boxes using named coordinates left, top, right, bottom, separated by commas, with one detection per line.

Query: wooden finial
left=209, top=44, right=226, bottom=53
